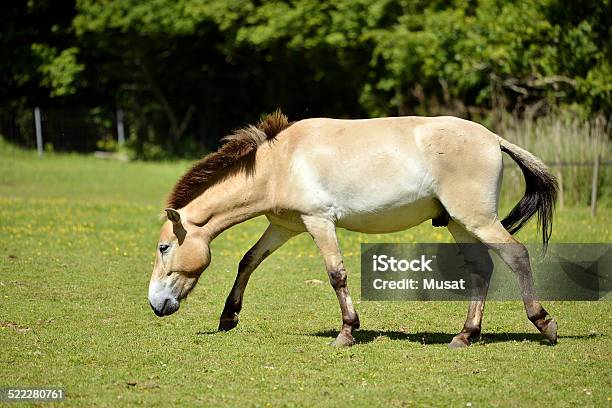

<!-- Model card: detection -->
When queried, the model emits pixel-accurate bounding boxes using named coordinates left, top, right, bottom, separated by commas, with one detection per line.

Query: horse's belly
left=336, top=197, right=443, bottom=233
left=286, top=123, right=444, bottom=232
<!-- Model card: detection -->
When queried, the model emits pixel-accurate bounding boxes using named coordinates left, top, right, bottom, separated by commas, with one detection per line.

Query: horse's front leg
left=303, top=216, right=360, bottom=347
left=219, top=223, right=295, bottom=331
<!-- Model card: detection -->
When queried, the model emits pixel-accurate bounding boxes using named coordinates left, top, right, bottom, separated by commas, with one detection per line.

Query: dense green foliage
left=1, top=142, right=611, bottom=406
left=2, top=0, right=610, bottom=157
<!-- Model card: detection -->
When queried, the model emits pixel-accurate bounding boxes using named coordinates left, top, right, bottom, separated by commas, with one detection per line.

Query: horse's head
left=148, top=208, right=211, bottom=317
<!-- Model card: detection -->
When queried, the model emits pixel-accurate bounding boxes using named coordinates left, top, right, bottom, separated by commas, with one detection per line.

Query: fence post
left=116, top=108, right=125, bottom=145
left=591, top=155, right=600, bottom=217
left=34, top=107, right=43, bottom=156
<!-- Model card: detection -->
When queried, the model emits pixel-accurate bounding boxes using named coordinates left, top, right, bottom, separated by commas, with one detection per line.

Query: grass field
left=1, top=142, right=610, bottom=407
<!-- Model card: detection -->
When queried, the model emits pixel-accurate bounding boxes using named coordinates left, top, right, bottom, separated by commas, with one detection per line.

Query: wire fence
left=0, top=106, right=117, bottom=153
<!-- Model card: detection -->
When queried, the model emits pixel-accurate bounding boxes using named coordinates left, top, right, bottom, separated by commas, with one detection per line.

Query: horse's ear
left=165, top=208, right=181, bottom=224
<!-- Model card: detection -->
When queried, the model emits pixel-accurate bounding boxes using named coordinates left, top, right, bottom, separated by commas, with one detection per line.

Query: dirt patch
left=0, top=322, right=31, bottom=333
left=125, top=381, right=159, bottom=389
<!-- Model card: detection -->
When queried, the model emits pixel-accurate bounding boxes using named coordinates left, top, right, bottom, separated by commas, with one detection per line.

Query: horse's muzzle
left=149, top=297, right=179, bottom=317
left=148, top=279, right=181, bottom=317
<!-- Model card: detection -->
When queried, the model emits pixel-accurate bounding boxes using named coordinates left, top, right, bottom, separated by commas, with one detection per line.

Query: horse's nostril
left=150, top=300, right=166, bottom=317
left=160, top=298, right=169, bottom=315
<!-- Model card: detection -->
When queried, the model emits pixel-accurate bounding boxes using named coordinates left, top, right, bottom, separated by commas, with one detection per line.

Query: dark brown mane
left=166, top=109, right=291, bottom=209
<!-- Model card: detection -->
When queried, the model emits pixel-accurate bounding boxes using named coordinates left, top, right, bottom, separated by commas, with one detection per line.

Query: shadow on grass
left=309, top=329, right=602, bottom=346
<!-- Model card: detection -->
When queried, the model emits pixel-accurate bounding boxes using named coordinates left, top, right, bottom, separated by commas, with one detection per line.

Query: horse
left=148, top=110, right=558, bottom=348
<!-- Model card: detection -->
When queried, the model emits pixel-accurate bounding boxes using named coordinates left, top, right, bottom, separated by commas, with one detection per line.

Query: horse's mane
left=166, top=109, right=291, bottom=209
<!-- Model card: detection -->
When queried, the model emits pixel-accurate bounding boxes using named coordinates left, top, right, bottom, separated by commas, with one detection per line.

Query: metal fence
left=0, top=106, right=119, bottom=153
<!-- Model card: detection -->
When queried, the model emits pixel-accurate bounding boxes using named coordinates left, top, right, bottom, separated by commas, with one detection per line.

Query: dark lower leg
left=449, top=300, right=485, bottom=348
left=495, top=242, right=558, bottom=344
left=218, top=263, right=251, bottom=331
left=328, top=263, right=360, bottom=346
left=524, top=298, right=557, bottom=344
left=218, top=224, right=294, bottom=332
left=219, top=246, right=272, bottom=330
left=449, top=245, right=492, bottom=348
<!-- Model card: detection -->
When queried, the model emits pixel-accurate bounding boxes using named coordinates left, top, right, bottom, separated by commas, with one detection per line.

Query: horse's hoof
left=542, top=319, right=557, bottom=345
left=448, top=335, right=470, bottom=349
left=329, top=333, right=355, bottom=347
left=218, top=316, right=239, bottom=332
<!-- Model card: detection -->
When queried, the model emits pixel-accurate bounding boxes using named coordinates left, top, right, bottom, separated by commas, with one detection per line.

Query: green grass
left=1, top=143, right=610, bottom=407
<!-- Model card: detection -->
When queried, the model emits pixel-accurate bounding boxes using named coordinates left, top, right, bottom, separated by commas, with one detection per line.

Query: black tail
left=500, top=140, right=558, bottom=251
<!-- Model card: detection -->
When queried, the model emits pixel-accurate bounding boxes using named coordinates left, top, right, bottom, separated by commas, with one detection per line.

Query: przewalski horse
left=148, top=110, right=558, bottom=348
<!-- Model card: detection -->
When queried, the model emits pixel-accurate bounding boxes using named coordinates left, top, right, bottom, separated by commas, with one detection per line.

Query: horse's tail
left=499, top=138, right=558, bottom=251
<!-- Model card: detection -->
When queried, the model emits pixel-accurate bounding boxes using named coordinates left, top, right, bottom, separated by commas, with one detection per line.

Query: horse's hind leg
left=459, top=221, right=557, bottom=344
left=219, top=223, right=296, bottom=331
left=447, top=221, right=493, bottom=348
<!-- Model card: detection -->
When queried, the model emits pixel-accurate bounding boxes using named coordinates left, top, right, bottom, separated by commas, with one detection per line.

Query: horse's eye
left=159, top=244, right=170, bottom=254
